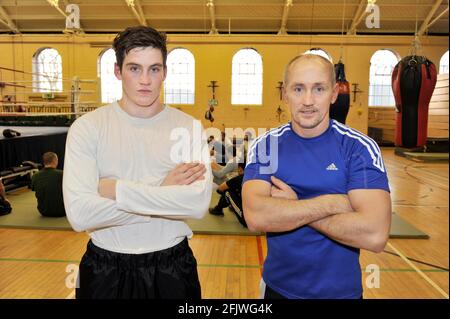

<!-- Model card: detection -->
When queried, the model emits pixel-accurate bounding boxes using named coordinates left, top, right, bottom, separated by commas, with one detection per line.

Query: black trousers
left=264, top=285, right=287, bottom=299
left=76, top=238, right=201, bottom=299
left=216, top=192, right=230, bottom=210
left=216, top=189, right=242, bottom=212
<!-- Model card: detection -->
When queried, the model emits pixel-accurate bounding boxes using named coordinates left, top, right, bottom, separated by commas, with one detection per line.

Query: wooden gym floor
left=0, top=148, right=448, bottom=299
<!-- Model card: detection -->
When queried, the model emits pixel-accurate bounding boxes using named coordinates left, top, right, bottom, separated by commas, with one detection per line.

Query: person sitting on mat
left=211, top=145, right=245, bottom=186
left=209, top=162, right=247, bottom=227
left=0, top=177, right=12, bottom=216
left=211, top=131, right=233, bottom=165
left=31, top=152, right=66, bottom=217
left=0, top=178, right=6, bottom=200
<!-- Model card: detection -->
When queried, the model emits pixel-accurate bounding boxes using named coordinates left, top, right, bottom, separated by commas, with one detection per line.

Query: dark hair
left=113, top=26, right=167, bottom=71
left=238, top=162, right=246, bottom=170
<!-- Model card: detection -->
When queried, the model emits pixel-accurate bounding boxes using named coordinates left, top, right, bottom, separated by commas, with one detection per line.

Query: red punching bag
left=330, top=62, right=350, bottom=124
left=391, top=56, right=437, bottom=148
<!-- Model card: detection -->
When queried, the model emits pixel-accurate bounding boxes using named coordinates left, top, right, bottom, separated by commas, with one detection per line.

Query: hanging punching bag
left=392, top=55, right=437, bottom=148
left=330, top=62, right=350, bottom=124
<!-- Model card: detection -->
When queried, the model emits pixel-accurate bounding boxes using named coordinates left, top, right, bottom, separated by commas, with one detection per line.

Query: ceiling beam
left=125, top=0, right=147, bottom=26
left=206, top=0, right=218, bottom=35
left=278, top=0, right=293, bottom=35
left=8, top=14, right=445, bottom=22
left=426, top=6, right=449, bottom=30
left=134, top=0, right=147, bottom=26
left=417, top=0, right=443, bottom=36
left=0, top=0, right=437, bottom=6
left=46, top=0, right=68, bottom=18
left=347, top=0, right=367, bottom=35
left=0, top=6, right=20, bottom=33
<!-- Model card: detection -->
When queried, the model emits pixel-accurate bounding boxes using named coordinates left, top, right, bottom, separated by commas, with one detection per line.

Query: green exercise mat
left=0, top=188, right=259, bottom=235
left=0, top=189, right=428, bottom=239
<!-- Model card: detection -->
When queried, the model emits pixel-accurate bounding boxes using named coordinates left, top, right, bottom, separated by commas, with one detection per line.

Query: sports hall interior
left=0, top=0, right=448, bottom=299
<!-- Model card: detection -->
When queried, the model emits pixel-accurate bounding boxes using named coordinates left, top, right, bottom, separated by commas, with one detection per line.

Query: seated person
left=209, top=162, right=247, bottom=227
left=212, top=131, right=234, bottom=165
left=242, top=132, right=253, bottom=161
left=31, top=152, right=66, bottom=217
left=211, top=146, right=242, bottom=185
left=207, top=135, right=215, bottom=153
left=0, top=177, right=12, bottom=216
left=212, top=140, right=227, bottom=165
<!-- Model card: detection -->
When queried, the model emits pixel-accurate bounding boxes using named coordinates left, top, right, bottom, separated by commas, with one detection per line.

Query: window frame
left=368, top=49, right=400, bottom=108
left=231, top=48, right=263, bottom=106
left=98, top=47, right=122, bottom=104
left=164, top=47, right=196, bottom=106
left=32, top=47, right=63, bottom=93
left=439, top=50, right=449, bottom=75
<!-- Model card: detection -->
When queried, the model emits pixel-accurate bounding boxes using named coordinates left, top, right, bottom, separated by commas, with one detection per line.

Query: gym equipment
left=0, top=161, right=41, bottom=192
left=2, top=128, right=21, bottom=138
left=330, top=62, right=350, bottom=124
left=392, top=55, right=437, bottom=148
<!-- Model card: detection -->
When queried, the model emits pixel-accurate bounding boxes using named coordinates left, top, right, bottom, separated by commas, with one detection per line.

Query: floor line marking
left=0, top=257, right=447, bottom=272
left=382, top=249, right=449, bottom=271
left=256, top=236, right=264, bottom=275
left=387, top=242, right=449, bottom=299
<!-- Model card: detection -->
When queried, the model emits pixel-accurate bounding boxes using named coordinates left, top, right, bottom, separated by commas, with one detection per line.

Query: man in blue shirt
left=242, top=54, right=392, bottom=299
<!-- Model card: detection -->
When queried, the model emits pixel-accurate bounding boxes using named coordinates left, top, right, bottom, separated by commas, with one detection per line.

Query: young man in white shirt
left=63, top=26, right=212, bottom=299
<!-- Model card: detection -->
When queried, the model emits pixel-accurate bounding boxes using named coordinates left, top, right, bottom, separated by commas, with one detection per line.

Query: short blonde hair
left=283, top=54, right=336, bottom=87
left=42, top=152, right=58, bottom=166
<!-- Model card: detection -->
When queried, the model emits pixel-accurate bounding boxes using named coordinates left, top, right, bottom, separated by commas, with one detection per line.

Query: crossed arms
left=242, top=176, right=391, bottom=253
left=63, top=119, right=212, bottom=233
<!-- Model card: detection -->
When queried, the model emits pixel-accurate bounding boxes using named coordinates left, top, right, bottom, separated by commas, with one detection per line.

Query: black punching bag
left=392, top=56, right=437, bottom=148
left=330, top=62, right=350, bottom=124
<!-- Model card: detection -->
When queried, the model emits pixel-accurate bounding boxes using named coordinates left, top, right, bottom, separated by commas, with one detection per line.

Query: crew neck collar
left=113, top=102, right=168, bottom=126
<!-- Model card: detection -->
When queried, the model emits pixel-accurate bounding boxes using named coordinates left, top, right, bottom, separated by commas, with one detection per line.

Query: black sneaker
left=209, top=207, right=224, bottom=216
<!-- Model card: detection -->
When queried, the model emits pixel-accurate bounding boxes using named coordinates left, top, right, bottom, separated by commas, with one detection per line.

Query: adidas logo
left=326, top=163, right=338, bottom=171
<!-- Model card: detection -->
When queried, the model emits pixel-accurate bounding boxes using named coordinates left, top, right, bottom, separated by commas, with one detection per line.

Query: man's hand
left=97, top=163, right=206, bottom=200
left=270, top=176, right=298, bottom=200
left=98, top=178, right=117, bottom=200
left=161, top=162, right=206, bottom=186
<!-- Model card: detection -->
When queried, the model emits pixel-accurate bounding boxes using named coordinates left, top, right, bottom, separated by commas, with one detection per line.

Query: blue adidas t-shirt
left=243, top=119, right=390, bottom=299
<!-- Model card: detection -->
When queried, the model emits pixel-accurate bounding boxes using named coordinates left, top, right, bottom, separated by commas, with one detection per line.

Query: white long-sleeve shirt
left=63, top=102, right=212, bottom=254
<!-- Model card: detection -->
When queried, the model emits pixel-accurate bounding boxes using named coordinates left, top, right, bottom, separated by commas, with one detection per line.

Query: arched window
left=32, top=48, right=63, bottom=92
left=439, top=50, right=449, bottom=74
left=369, top=49, right=399, bottom=107
left=99, top=48, right=122, bottom=104
left=304, top=48, right=333, bottom=62
left=164, top=48, right=195, bottom=104
left=231, top=48, right=263, bottom=105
